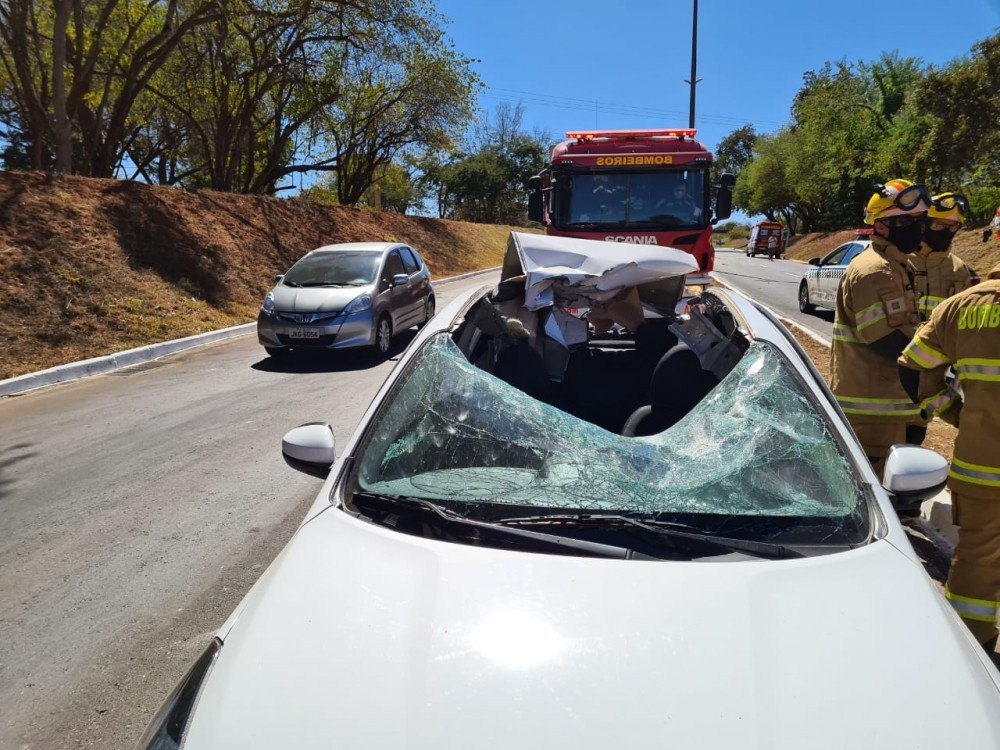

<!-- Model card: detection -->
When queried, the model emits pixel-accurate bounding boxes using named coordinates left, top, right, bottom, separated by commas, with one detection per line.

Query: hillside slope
left=0, top=172, right=529, bottom=379
left=784, top=227, right=1000, bottom=272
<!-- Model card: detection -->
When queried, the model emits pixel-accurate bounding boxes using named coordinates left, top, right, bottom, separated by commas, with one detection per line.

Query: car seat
left=621, top=344, right=719, bottom=437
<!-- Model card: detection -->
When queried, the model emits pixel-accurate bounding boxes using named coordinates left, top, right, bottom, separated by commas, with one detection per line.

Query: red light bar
left=566, top=128, right=697, bottom=141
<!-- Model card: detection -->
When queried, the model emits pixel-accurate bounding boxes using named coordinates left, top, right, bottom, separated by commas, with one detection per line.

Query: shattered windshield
left=355, top=334, right=867, bottom=541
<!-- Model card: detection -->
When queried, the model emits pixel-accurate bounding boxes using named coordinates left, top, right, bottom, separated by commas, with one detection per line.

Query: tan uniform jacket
left=831, top=237, right=920, bottom=422
left=899, top=265, right=1000, bottom=500
left=906, top=246, right=971, bottom=321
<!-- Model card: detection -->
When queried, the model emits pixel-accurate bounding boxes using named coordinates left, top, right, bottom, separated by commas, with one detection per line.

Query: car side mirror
left=808, top=258, right=821, bottom=266
left=282, top=423, right=335, bottom=478
left=274, top=274, right=284, bottom=283
left=391, top=273, right=409, bottom=287
left=882, top=445, right=948, bottom=504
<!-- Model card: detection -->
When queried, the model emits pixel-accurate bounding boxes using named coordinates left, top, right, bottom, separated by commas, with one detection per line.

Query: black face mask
left=924, top=226, right=955, bottom=253
left=886, top=220, right=923, bottom=254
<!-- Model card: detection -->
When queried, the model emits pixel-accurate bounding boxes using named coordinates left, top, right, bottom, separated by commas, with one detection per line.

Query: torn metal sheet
left=501, top=232, right=697, bottom=312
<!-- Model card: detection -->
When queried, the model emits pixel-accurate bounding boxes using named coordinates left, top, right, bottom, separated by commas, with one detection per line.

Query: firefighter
left=830, top=180, right=928, bottom=474
left=898, top=263, right=1000, bottom=656
left=910, top=193, right=973, bottom=321
left=904, top=192, right=973, bottom=445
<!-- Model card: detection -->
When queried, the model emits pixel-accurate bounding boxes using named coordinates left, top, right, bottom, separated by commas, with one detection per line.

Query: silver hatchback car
left=257, top=242, right=434, bottom=357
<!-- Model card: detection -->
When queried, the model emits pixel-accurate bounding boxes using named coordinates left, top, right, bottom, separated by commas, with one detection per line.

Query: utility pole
left=684, top=0, right=702, bottom=129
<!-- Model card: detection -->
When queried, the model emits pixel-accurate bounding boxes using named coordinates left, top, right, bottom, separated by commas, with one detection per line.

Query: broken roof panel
left=501, top=232, right=699, bottom=311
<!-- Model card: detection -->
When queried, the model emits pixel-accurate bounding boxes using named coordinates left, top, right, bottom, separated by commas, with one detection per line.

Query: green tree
left=712, top=124, right=757, bottom=183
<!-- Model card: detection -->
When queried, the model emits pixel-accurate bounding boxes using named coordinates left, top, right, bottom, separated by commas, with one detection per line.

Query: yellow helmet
left=927, top=192, right=969, bottom=225
left=863, top=179, right=931, bottom=225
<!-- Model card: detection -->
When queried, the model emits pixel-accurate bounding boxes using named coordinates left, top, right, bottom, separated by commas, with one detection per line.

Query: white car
left=798, top=238, right=871, bottom=313
left=140, top=234, right=1000, bottom=750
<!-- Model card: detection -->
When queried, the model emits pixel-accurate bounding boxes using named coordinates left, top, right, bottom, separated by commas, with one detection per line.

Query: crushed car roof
left=501, top=232, right=698, bottom=311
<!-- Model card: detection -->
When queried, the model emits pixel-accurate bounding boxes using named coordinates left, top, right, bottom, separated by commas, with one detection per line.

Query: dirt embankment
left=784, top=227, right=1000, bottom=273
left=0, top=172, right=531, bottom=379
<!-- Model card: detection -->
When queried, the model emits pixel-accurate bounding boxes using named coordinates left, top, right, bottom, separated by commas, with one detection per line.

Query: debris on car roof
left=501, top=232, right=698, bottom=312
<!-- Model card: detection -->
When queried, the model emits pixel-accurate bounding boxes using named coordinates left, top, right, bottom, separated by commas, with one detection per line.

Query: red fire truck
left=527, top=128, right=733, bottom=284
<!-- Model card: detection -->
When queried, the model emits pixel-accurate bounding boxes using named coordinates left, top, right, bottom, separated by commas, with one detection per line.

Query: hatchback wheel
left=420, top=296, right=435, bottom=327
left=798, top=282, right=816, bottom=313
left=375, top=315, right=392, bottom=356
left=265, top=346, right=289, bottom=359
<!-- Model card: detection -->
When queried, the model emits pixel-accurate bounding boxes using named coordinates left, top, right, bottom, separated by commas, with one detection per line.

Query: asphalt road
left=0, top=270, right=496, bottom=750
left=711, top=248, right=834, bottom=341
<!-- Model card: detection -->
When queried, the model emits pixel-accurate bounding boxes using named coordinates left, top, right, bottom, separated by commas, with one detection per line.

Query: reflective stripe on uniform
left=949, top=457, right=1000, bottom=488
left=945, top=586, right=1000, bottom=624
left=833, top=323, right=863, bottom=344
left=955, top=358, right=1000, bottom=382
left=835, top=396, right=921, bottom=416
left=918, top=295, right=945, bottom=315
left=920, top=387, right=959, bottom=417
left=855, top=302, right=886, bottom=331
left=902, top=337, right=949, bottom=369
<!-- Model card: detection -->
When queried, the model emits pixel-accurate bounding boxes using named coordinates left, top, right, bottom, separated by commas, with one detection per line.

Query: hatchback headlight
left=343, top=293, right=372, bottom=314
left=136, top=638, right=221, bottom=749
left=261, top=292, right=275, bottom=315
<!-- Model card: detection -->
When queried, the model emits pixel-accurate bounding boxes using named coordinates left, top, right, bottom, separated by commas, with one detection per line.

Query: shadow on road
left=250, top=331, right=417, bottom=374
left=903, top=522, right=951, bottom=584
left=801, top=309, right=835, bottom=324
left=0, top=442, right=38, bottom=501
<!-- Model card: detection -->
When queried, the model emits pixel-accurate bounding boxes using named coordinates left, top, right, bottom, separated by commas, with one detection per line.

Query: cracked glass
left=356, top=333, right=865, bottom=529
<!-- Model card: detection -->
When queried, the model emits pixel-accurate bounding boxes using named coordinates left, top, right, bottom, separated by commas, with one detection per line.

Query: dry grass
left=0, top=172, right=536, bottom=379
left=780, top=321, right=956, bottom=460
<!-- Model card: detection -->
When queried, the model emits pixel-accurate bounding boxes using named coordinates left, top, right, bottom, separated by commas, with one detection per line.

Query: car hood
left=269, top=284, right=372, bottom=313
left=186, top=509, right=1000, bottom=749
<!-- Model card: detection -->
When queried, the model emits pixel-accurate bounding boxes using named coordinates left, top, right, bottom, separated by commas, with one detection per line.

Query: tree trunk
left=52, top=0, right=73, bottom=173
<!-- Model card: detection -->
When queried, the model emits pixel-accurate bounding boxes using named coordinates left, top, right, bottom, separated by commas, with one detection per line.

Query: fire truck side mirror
left=527, top=174, right=544, bottom=223
left=527, top=189, right=544, bottom=223
left=714, top=187, right=733, bottom=222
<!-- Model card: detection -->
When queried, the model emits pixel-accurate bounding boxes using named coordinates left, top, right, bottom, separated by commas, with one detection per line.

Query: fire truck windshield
left=556, top=170, right=708, bottom=230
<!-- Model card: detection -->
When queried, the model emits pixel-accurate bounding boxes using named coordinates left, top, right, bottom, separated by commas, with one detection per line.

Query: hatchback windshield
left=354, top=334, right=868, bottom=545
left=283, top=251, right=381, bottom=287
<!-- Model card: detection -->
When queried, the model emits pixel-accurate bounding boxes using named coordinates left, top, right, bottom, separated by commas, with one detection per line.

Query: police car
left=798, top=235, right=871, bottom=313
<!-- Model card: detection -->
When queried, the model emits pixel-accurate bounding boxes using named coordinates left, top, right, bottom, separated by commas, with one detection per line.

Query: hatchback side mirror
left=274, top=274, right=284, bottom=283
left=882, top=445, right=948, bottom=504
left=282, top=423, right=335, bottom=478
left=808, top=258, right=821, bottom=266
left=391, top=273, right=409, bottom=287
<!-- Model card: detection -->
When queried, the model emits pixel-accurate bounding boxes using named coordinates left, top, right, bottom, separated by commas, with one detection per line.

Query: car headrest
left=648, top=344, right=719, bottom=412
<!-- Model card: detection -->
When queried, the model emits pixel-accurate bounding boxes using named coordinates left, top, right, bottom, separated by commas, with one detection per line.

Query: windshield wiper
left=298, top=281, right=348, bottom=287
left=282, top=280, right=302, bottom=287
left=351, top=492, right=660, bottom=560
left=494, top=513, right=805, bottom=560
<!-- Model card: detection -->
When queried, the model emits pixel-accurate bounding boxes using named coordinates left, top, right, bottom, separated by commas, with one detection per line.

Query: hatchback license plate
left=288, top=329, right=320, bottom=339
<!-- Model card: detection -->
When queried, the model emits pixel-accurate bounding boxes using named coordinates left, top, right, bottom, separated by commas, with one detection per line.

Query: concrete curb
left=433, top=266, right=500, bottom=285
left=0, top=266, right=502, bottom=398
left=0, top=323, right=256, bottom=397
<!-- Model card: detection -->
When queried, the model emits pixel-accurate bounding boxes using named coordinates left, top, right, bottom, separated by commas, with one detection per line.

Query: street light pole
left=684, top=0, right=701, bottom=129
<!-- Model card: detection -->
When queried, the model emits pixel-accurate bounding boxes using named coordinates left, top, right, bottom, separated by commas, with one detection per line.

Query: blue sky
left=436, top=0, right=1000, bottom=155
